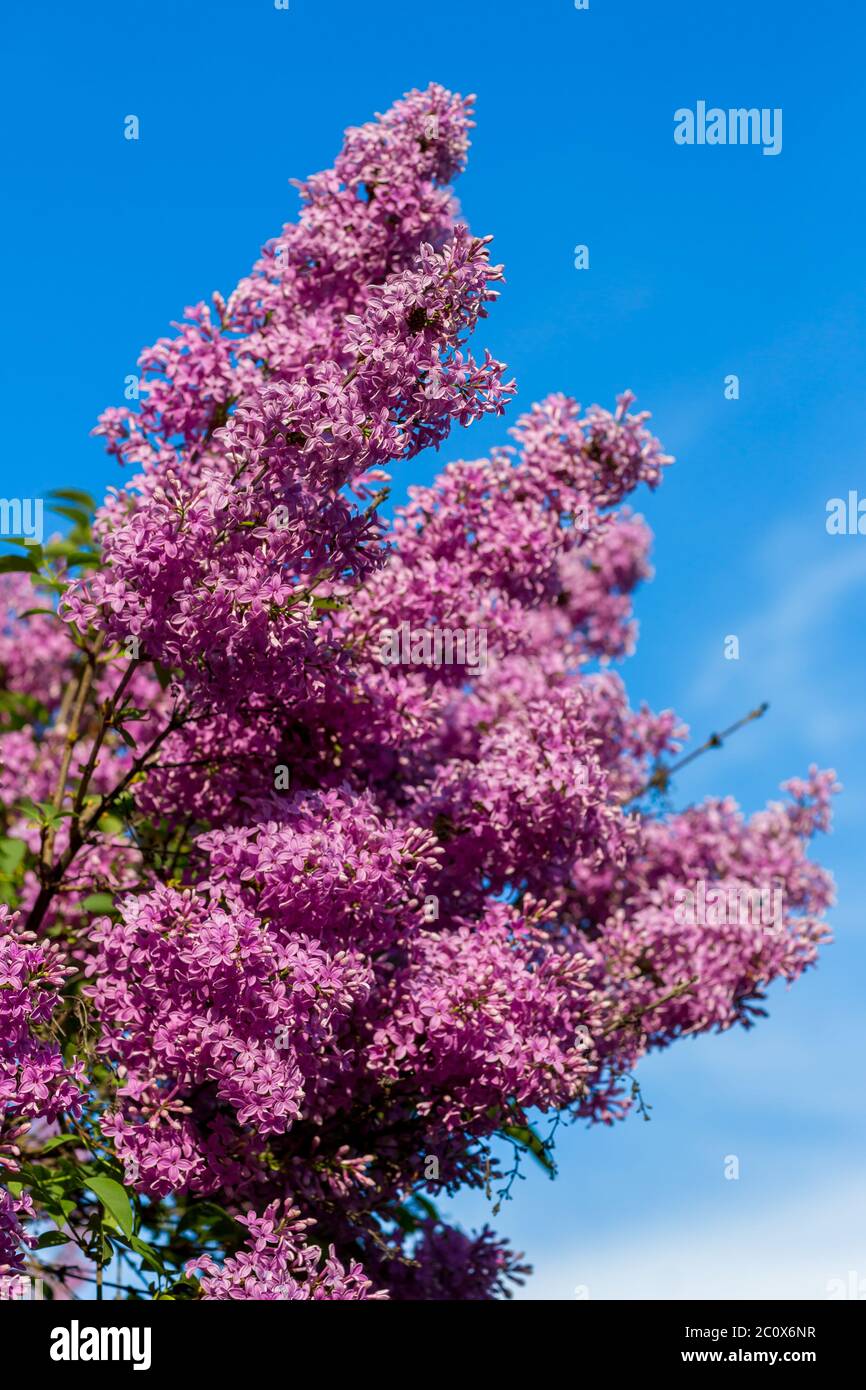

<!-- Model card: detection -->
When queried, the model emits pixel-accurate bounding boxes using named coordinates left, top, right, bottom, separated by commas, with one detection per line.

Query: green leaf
left=61, top=544, right=99, bottom=561
left=39, top=1134, right=83, bottom=1154
left=42, top=542, right=99, bottom=567
left=11, top=693, right=48, bottom=715
left=48, top=1198, right=79, bottom=1222
left=0, top=555, right=38, bottom=574
left=47, top=488, right=97, bottom=509
left=86, top=1175, right=135, bottom=1239
left=1, top=541, right=45, bottom=567
left=45, top=504, right=92, bottom=527
left=43, top=537, right=86, bottom=555
left=18, top=800, right=71, bottom=829
left=157, top=1277, right=199, bottom=1301
left=410, top=1192, right=440, bottom=1222
left=117, top=1233, right=166, bottom=1276
left=499, top=1120, right=556, bottom=1175
left=81, top=893, right=115, bottom=913
left=35, top=1230, right=71, bottom=1248
left=391, top=1204, right=419, bottom=1235
left=0, top=838, right=26, bottom=876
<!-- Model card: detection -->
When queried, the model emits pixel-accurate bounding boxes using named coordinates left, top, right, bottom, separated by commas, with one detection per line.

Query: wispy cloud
left=518, top=1171, right=866, bottom=1300
left=686, top=523, right=866, bottom=754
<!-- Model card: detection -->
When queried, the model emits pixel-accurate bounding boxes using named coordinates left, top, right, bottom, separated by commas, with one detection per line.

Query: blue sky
left=4, top=0, right=865, bottom=1298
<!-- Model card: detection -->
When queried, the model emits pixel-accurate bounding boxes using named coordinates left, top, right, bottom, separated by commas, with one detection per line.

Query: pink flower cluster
left=187, top=1200, right=384, bottom=1300
left=384, top=1221, right=531, bottom=1301
left=0, top=908, right=84, bottom=1274
left=0, top=908, right=84, bottom=1132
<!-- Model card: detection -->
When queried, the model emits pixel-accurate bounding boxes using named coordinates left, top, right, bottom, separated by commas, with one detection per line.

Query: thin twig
left=602, top=975, right=700, bottom=1037
left=71, top=657, right=140, bottom=820
left=40, top=635, right=105, bottom=871
left=620, top=702, right=769, bottom=807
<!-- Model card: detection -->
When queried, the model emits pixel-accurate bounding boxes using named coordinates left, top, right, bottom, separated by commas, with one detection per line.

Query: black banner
left=1, top=1297, right=860, bottom=1376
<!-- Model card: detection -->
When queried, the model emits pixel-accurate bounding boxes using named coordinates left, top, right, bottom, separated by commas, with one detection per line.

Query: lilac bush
left=0, top=85, right=836, bottom=1300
